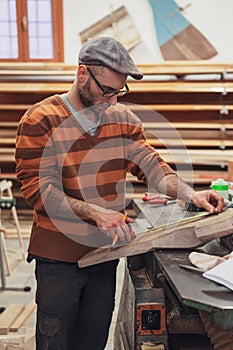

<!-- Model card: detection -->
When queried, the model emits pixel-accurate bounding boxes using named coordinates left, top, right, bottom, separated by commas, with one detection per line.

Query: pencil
left=111, top=234, right=119, bottom=249
left=111, top=213, right=128, bottom=249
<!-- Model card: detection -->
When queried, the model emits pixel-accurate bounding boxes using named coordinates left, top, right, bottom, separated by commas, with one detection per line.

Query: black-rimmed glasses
left=87, top=67, right=129, bottom=97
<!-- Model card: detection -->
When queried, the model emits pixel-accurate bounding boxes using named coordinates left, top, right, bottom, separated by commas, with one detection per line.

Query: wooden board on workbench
left=78, top=208, right=233, bottom=268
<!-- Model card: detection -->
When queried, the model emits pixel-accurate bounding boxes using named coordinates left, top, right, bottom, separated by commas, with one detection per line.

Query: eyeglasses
left=86, top=67, right=129, bottom=97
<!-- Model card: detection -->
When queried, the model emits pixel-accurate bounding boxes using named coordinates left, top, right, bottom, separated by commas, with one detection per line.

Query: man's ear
left=77, top=65, right=88, bottom=82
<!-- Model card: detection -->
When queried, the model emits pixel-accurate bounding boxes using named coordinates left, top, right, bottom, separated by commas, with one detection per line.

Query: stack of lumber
left=0, top=62, right=233, bottom=208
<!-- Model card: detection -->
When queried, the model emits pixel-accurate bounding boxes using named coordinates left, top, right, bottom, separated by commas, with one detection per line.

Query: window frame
left=0, top=0, right=64, bottom=62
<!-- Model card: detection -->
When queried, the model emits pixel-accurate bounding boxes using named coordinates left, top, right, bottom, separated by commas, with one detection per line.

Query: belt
left=27, top=253, right=76, bottom=265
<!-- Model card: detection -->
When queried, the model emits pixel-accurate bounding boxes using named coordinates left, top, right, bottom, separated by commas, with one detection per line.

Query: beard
left=78, top=78, right=111, bottom=113
left=78, top=78, right=94, bottom=108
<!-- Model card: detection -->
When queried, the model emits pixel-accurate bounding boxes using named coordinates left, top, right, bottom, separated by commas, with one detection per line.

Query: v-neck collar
left=59, top=93, right=105, bottom=139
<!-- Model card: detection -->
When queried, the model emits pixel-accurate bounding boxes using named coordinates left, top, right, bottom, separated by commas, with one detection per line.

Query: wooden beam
left=130, top=104, right=233, bottom=112
left=142, top=122, right=233, bottom=129
left=0, top=304, right=24, bottom=335
left=146, top=138, right=233, bottom=148
left=78, top=209, right=233, bottom=268
left=0, top=62, right=75, bottom=70
left=10, top=301, right=36, bottom=332
left=228, top=162, right=233, bottom=182
left=127, top=81, right=233, bottom=93
left=0, top=61, right=233, bottom=73
left=0, top=104, right=30, bottom=111
left=79, top=6, right=141, bottom=51
left=0, top=81, right=233, bottom=94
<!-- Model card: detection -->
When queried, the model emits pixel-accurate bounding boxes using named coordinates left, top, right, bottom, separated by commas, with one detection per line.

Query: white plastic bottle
left=211, top=178, right=229, bottom=201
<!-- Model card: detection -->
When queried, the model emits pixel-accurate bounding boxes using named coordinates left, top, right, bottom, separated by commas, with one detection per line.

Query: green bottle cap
left=211, top=178, right=229, bottom=191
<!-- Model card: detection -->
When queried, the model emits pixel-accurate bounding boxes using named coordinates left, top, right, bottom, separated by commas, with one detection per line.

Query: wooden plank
left=5, top=131, right=233, bottom=146
left=0, top=147, right=232, bottom=167
left=127, top=169, right=229, bottom=185
left=137, top=65, right=227, bottom=76
left=0, top=62, right=232, bottom=80
left=0, top=82, right=71, bottom=93
left=0, top=304, right=24, bottom=335
left=0, top=122, right=19, bottom=128
left=142, top=122, right=233, bottom=129
left=0, top=173, right=17, bottom=180
left=146, top=138, right=233, bottom=148
left=160, top=24, right=217, bottom=60
left=10, top=301, right=36, bottom=332
left=0, top=62, right=75, bottom=70
left=1, top=103, right=232, bottom=116
left=0, top=67, right=232, bottom=82
left=0, top=148, right=15, bottom=154
left=129, top=104, right=233, bottom=123
left=0, top=61, right=232, bottom=71
left=228, top=162, right=233, bottom=182
left=0, top=130, right=17, bottom=137
left=138, top=61, right=233, bottom=68
left=0, top=69, right=75, bottom=76
left=0, top=104, right=31, bottom=111
left=0, top=138, right=16, bottom=145
left=127, top=81, right=233, bottom=93
left=0, top=81, right=233, bottom=94
left=144, top=128, right=233, bottom=141
left=80, top=6, right=141, bottom=51
left=78, top=209, right=233, bottom=268
left=148, top=0, right=217, bottom=60
left=0, top=75, right=75, bottom=84
left=158, top=148, right=233, bottom=161
left=130, top=104, right=233, bottom=112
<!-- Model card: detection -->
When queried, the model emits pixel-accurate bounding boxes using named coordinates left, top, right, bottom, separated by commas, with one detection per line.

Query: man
left=15, top=37, right=224, bottom=350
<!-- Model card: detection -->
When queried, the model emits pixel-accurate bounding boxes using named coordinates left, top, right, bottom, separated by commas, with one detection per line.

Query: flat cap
left=78, top=37, right=143, bottom=80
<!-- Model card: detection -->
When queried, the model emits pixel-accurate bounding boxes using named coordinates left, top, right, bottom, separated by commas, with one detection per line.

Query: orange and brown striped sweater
left=15, top=94, right=175, bottom=262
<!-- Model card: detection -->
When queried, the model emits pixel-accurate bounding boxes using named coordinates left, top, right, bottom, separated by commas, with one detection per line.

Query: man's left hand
left=191, top=190, right=225, bottom=213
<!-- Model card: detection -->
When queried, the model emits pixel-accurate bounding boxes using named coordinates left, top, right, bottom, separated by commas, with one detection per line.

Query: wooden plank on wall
left=79, top=6, right=141, bottom=51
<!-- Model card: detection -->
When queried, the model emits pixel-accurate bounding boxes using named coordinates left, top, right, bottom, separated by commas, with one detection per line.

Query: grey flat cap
left=78, top=37, right=143, bottom=80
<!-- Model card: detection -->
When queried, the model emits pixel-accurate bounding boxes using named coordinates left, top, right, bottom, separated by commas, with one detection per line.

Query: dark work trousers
left=35, top=258, right=119, bottom=350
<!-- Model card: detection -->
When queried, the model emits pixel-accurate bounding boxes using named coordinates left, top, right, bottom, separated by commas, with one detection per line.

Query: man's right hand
left=90, top=207, right=135, bottom=243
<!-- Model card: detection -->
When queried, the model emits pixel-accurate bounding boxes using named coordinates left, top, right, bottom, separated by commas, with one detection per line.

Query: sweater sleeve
left=15, top=106, right=68, bottom=217
left=15, top=104, right=106, bottom=223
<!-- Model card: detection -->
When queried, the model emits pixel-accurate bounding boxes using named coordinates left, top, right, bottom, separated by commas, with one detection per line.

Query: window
left=0, top=0, right=64, bottom=61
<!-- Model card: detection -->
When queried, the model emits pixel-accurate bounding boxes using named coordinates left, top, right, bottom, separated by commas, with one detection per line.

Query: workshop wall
left=62, top=0, right=233, bottom=64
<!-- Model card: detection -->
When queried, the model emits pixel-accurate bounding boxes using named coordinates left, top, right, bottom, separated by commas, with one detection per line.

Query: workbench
left=133, top=198, right=233, bottom=310
left=131, top=198, right=233, bottom=349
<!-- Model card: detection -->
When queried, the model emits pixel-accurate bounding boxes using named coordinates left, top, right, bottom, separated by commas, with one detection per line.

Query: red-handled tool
left=148, top=198, right=168, bottom=205
left=142, top=193, right=161, bottom=202
left=142, top=193, right=175, bottom=206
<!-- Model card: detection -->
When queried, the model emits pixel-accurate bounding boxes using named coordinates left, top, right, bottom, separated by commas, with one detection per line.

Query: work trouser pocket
left=37, top=311, right=60, bottom=350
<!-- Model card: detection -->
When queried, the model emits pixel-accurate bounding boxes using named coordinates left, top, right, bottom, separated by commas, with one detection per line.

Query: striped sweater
left=15, top=95, right=175, bottom=262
